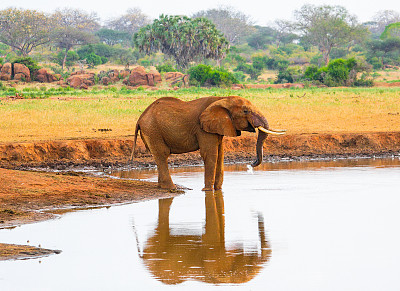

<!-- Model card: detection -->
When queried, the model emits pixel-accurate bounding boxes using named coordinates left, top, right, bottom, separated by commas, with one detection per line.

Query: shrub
left=233, top=71, right=246, bottom=82
left=234, top=63, right=261, bottom=80
left=156, top=63, right=177, bottom=73
left=275, top=67, right=303, bottom=84
left=85, top=53, right=102, bottom=68
left=188, top=65, right=238, bottom=87
left=302, top=58, right=372, bottom=87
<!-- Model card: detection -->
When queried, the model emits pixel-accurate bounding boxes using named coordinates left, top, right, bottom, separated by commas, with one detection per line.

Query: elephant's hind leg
left=142, top=133, right=175, bottom=190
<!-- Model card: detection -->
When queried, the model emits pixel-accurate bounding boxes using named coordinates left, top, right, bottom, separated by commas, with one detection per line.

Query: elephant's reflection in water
left=134, top=191, right=271, bottom=285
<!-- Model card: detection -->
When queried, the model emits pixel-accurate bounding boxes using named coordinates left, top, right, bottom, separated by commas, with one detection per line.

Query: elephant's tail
left=129, top=123, right=140, bottom=163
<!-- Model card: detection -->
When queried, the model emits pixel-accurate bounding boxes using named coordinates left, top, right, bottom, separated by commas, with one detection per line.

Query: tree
left=294, top=5, right=369, bottom=64
left=381, top=22, right=400, bottom=39
left=51, top=8, right=99, bottom=70
left=106, top=8, right=150, bottom=36
left=366, top=38, right=400, bottom=68
left=247, top=26, right=277, bottom=49
left=192, top=6, right=254, bottom=44
left=369, top=10, right=400, bottom=36
left=133, top=15, right=229, bottom=70
left=96, top=28, right=130, bottom=46
left=0, top=8, right=54, bottom=56
left=274, top=20, right=299, bottom=47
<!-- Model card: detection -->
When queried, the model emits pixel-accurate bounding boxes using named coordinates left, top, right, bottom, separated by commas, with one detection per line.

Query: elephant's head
left=200, top=96, right=285, bottom=167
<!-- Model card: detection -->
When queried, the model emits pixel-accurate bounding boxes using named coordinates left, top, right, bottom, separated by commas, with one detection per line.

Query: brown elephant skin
left=132, top=96, right=272, bottom=191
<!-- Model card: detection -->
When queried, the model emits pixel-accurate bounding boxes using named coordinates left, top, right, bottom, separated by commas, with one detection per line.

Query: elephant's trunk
left=251, top=114, right=269, bottom=167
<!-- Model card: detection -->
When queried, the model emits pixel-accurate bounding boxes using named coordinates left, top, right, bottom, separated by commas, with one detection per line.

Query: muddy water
left=1, top=158, right=400, bottom=290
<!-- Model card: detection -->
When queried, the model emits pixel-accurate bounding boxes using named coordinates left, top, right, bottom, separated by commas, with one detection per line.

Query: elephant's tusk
left=270, top=128, right=286, bottom=133
left=257, top=126, right=286, bottom=135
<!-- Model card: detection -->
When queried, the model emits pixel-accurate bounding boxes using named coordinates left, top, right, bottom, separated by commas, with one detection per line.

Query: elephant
left=131, top=96, right=285, bottom=191
left=134, top=191, right=271, bottom=285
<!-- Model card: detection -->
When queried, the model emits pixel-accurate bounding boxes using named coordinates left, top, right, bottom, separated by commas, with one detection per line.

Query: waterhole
left=1, top=158, right=400, bottom=290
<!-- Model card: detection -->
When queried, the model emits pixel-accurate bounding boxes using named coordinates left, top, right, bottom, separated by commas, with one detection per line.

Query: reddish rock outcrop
left=119, top=70, right=130, bottom=79
left=35, top=68, right=58, bottom=83
left=123, top=66, right=162, bottom=87
left=101, top=76, right=111, bottom=85
left=13, top=63, right=31, bottom=82
left=66, top=71, right=95, bottom=89
left=149, top=70, right=162, bottom=83
left=0, top=63, right=12, bottom=81
left=164, top=72, right=184, bottom=81
left=164, top=71, right=188, bottom=87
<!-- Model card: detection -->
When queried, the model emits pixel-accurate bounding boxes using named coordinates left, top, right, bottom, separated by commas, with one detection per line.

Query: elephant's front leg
left=214, top=136, right=224, bottom=190
left=199, top=135, right=220, bottom=191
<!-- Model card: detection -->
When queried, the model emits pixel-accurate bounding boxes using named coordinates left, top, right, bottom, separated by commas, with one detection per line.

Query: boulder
left=123, top=66, right=161, bottom=87
left=102, top=76, right=111, bottom=85
left=108, top=70, right=120, bottom=83
left=149, top=70, right=162, bottom=83
left=146, top=73, right=155, bottom=86
left=164, top=71, right=188, bottom=87
left=129, top=71, right=148, bottom=86
left=131, top=66, right=147, bottom=75
left=119, top=70, right=130, bottom=79
left=0, top=63, right=12, bottom=81
left=13, top=63, right=31, bottom=82
left=35, top=68, right=58, bottom=83
left=66, top=71, right=95, bottom=88
left=68, top=76, right=82, bottom=88
left=164, top=72, right=184, bottom=82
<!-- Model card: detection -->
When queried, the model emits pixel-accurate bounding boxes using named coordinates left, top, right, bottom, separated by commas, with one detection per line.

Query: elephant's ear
left=200, top=100, right=237, bottom=137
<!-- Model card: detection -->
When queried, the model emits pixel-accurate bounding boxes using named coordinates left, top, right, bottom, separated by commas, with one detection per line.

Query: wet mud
left=0, top=243, right=61, bottom=261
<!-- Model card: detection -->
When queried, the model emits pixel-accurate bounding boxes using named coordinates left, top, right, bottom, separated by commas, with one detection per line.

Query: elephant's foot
left=202, top=186, right=214, bottom=191
left=158, top=182, right=176, bottom=191
left=214, top=185, right=222, bottom=191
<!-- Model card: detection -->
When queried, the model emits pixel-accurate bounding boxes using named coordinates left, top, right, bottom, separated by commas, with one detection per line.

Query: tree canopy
left=381, top=22, right=400, bottom=39
left=133, top=15, right=230, bottom=70
left=107, top=8, right=150, bottom=36
left=294, top=4, right=369, bottom=64
left=192, top=6, right=254, bottom=44
left=0, top=8, right=54, bottom=56
left=51, top=8, right=99, bottom=70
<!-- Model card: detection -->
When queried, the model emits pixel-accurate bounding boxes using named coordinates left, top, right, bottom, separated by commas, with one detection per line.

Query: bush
left=302, top=58, right=372, bottom=87
left=156, top=63, right=177, bottom=73
left=234, top=63, right=261, bottom=80
left=275, top=67, right=303, bottom=84
left=188, top=65, right=238, bottom=87
left=85, top=53, right=102, bottom=68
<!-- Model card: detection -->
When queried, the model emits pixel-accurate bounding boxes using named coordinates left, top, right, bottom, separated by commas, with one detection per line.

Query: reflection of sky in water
left=1, top=159, right=400, bottom=290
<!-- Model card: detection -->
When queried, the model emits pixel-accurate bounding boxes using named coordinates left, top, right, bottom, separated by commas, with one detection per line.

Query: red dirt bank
left=1, top=132, right=400, bottom=169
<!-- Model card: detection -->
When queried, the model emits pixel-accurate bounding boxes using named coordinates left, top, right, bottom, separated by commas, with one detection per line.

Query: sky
left=1, top=0, right=400, bottom=25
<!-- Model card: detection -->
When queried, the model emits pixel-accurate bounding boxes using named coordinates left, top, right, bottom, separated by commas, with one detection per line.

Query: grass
left=1, top=86, right=400, bottom=143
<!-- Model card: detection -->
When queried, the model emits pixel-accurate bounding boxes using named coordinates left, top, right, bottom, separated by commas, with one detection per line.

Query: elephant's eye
left=243, top=109, right=249, bottom=114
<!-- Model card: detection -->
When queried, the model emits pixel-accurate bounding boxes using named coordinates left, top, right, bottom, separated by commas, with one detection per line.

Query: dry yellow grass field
left=0, top=87, right=399, bottom=143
